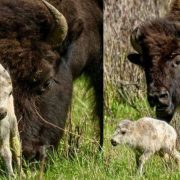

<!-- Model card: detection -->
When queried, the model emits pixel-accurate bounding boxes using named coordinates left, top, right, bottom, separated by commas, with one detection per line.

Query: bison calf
left=0, top=64, right=23, bottom=177
left=111, top=117, right=180, bottom=175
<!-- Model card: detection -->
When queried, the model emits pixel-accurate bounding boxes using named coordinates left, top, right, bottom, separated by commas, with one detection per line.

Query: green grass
left=0, top=79, right=180, bottom=179
left=104, top=86, right=180, bottom=180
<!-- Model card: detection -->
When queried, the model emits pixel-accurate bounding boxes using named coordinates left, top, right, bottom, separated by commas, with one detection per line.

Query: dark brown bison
left=0, top=0, right=103, bottom=160
left=127, top=0, right=180, bottom=122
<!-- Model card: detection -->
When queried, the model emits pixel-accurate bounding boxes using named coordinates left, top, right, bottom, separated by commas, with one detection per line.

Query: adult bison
left=0, top=0, right=103, bottom=160
left=127, top=0, right=179, bottom=122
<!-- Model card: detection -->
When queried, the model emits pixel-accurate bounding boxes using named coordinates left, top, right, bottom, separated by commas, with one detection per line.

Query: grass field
left=42, top=79, right=180, bottom=180
left=104, top=91, right=180, bottom=180
left=0, top=78, right=180, bottom=179
left=33, top=80, right=180, bottom=179
left=43, top=79, right=180, bottom=180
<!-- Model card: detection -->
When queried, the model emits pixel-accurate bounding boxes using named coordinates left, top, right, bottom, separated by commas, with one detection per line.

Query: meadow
left=15, top=78, right=180, bottom=179
left=0, top=77, right=179, bottom=179
left=104, top=85, right=180, bottom=180
left=22, top=78, right=180, bottom=180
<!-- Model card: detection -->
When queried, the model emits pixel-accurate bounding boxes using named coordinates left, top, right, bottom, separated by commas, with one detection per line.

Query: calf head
left=111, top=120, right=133, bottom=146
left=128, top=20, right=180, bottom=122
left=0, top=65, right=12, bottom=120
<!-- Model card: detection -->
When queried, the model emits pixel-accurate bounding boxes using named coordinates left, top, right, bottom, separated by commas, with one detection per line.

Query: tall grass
left=44, top=93, right=180, bottom=179
left=0, top=77, right=178, bottom=179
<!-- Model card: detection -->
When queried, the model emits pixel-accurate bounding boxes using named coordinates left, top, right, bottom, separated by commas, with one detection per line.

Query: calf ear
left=127, top=52, right=142, bottom=66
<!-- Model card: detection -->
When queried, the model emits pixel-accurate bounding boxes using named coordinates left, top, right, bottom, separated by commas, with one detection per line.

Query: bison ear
left=127, top=52, right=143, bottom=66
left=69, top=18, right=84, bottom=41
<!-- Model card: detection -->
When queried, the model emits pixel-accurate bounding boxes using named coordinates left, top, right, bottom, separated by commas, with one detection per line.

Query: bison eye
left=172, top=55, right=180, bottom=68
left=44, top=80, right=50, bottom=88
left=43, top=79, right=53, bottom=88
left=175, top=60, right=180, bottom=66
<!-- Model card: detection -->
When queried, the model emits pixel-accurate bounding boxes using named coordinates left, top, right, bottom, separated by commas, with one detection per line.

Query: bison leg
left=38, top=145, right=48, bottom=177
left=38, top=145, right=48, bottom=161
left=93, top=76, right=103, bottom=150
left=88, top=60, right=103, bottom=150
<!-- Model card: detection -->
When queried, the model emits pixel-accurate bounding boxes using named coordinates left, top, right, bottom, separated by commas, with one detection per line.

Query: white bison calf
left=111, top=117, right=180, bottom=175
left=0, top=64, right=23, bottom=176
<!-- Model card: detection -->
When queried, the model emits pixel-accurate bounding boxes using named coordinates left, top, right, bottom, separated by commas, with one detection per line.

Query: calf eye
left=121, top=131, right=126, bottom=135
left=9, top=92, right=12, bottom=96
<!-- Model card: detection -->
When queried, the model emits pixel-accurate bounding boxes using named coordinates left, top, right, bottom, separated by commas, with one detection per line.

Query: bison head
left=0, top=0, right=68, bottom=94
left=127, top=20, right=180, bottom=122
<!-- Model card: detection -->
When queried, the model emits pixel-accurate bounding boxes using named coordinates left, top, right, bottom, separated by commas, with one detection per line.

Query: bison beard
left=0, top=0, right=103, bottom=160
left=127, top=0, right=180, bottom=123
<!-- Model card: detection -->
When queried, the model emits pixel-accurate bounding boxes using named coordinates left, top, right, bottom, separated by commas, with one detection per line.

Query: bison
left=0, top=0, right=103, bottom=160
left=127, top=0, right=180, bottom=122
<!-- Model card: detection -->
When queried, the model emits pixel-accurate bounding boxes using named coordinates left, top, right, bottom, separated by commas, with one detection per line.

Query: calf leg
left=11, top=117, right=25, bottom=177
left=171, top=149, right=180, bottom=169
left=163, top=153, right=170, bottom=162
left=137, top=151, right=153, bottom=175
left=0, top=145, right=14, bottom=176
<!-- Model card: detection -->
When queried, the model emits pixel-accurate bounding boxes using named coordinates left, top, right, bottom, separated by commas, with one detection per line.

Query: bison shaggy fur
left=0, top=0, right=103, bottom=160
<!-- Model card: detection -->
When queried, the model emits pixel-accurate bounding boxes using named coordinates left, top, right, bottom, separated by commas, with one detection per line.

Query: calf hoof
left=137, top=166, right=144, bottom=176
left=20, top=170, right=26, bottom=179
left=137, top=170, right=144, bottom=177
left=8, top=172, right=16, bottom=179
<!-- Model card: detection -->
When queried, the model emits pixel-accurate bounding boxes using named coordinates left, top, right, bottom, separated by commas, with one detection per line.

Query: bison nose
left=148, top=93, right=157, bottom=107
left=0, top=108, right=7, bottom=120
left=148, top=90, right=170, bottom=108
left=111, top=139, right=117, bottom=146
left=158, top=90, right=170, bottom=107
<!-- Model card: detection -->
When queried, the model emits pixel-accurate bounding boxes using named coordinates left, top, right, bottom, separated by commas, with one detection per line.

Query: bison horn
left=42, top=0, right=68, bottom=46
left=130, top=27, right=143, bottom=54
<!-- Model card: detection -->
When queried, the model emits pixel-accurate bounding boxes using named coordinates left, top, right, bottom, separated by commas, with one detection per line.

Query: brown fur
left=0, top=0, right=103, bottom=159
left=167, top=0, right=180, bottom=21
left=128, top=0, right=180, bottom=122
